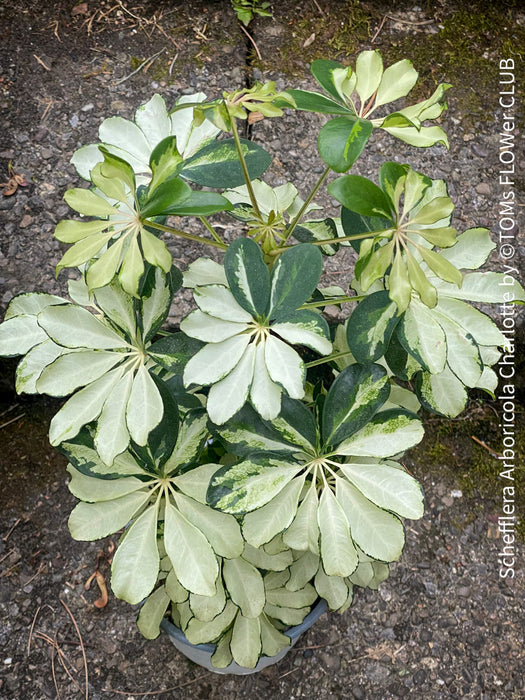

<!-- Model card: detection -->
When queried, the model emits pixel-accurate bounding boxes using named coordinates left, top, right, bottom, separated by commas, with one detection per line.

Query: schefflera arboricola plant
left=1, top=51, right=524, bottom=672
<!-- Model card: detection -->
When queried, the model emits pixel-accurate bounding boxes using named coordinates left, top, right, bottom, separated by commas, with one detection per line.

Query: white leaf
left=249, top=342, right=282, bottom=420
left=111, top=505, right=160, bottom=604
left=242, top=477, right=304, bottom=548
left=15, top=339, right=64, bottom=394
left=37, top=350, right=123, bottom=397
left=38, top=304, right=128, bottom=350
left=264, top=335, right=305, bottom=399
left=206, top=343, right=255, bottom=424
left=182, top=257, right=227, bottom=289
left=194, top=284, right=253, bottom=323
left=223, top=557, right=265, bottom=618
left=318, top=488, right=358, bottom=578
left=180, top=309, right=249, bottom=343
left=69, top=489, right=151, bottom=540
left=163, top=500, right=218, bottom=596
left=126, top=364, right=164, bottom=446
left=339, top=462, right=424, bottom=519
left=0, top=315, right=48, bottom=357
left=95, top=370, right=133, bottom=464
left=183, top=333, right=251, bottom=387
left=134, top=94, right=171, bottom=148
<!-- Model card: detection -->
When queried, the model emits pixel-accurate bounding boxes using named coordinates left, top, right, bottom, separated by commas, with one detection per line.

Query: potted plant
left=0, top=50, right=522, bottom=673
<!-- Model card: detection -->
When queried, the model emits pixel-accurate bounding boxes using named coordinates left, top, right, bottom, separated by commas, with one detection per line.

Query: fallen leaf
left=72, top=2, right=88, bottom=16
left=93, top=570, right=109, bottom=608
left=303, top=33, right=316, bottom=48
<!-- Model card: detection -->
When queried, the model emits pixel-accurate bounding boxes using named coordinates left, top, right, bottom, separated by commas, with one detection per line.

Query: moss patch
left=411, top=399, right=525, bottom=540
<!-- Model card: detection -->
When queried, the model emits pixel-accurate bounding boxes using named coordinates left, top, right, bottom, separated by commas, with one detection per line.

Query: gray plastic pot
left=160, top=600, right=328, bottom=675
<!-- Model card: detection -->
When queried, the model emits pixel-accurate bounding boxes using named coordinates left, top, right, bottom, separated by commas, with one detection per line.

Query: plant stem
left=280, top=166, right=331, bottom=245
left=268, top=230, right=388, bottom=256
left=144, top=219, right=227, bottom=250
left=199, top=216, right=224, bottom=245
left=299, top=295, right=364, bottom=309
left=305, top=351, right=353, bottom=368
left=228, top=107, right=262, bottom=219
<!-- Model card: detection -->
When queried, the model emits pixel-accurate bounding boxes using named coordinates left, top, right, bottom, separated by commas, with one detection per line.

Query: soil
left=0, top=1, right=524, bottom=698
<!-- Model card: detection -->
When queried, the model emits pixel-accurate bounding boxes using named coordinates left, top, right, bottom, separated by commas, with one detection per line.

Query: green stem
left=228, top=107, right=262, bottom=219
left=199, top=216, right=224, bottom=245
left=268, top=230, right=390, bottom=256
left=305, top=350, right=352, bottom=368
left=280, top=166, right=331, bottom=245
left=299, top=295, right=364, bottom=309
left=144, top=219, right=227, bottom=250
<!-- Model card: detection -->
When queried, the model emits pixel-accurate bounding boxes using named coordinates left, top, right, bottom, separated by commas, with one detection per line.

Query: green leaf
left=439, top=228, right=495, bottom=269
left=148, top=136, right=182, bottom=193
left=211, top=403, right=302, bottom=457
left=56, top=230, right=116, bottom=275
left=355, top=50, right=383, bottom=103
left=95, top=370, right=133, bottom=465
left=415, top=226, right=457, bottom=248
left=286, top=551, right=320, bottom=591
left=163, top=410, right=208, bottom=474
left=328, top=175, right=393, bottom=219
left=37, top=350, right=124, bottom=397
left=382, top=125, right=449, bottom=148
left=181, top=138, right=272, bottom=188
left=38, top=305, right=128, bottom=350
left=346, top=291, right=400, bottom=363
left=139, top=374, right=179, bottom=468
left=189, top=578, right=226, bottom=622
left=242, top=543, right=293, bottom=572
left=242, top=476, right=304, bottom=548
left=59, top=435, right=148, bottom=478
left=148, top=332, right=204, bottom=373
left=318, top=488, right=358, bottom=577
left=266, top=583, right=317, bottom=609
left=224, top=237, right=270, bottom=317
left=285, top=89, right=351, bottom=115
left=311, top=59, right=349, bottom=101
left=405, top=252, right=438, bottom=307
left=164, top=500, right=218, bottom=596
left=223, top=557, right=265, bottom=618
left=293, top=218, right=340, bottom=255
left=94, top=280, right=136, bottom=338
left=260, top=615, right=291, bottom=658
left=85, top=239, right=126, bottom=292
left=68, top=490, right=151, bottom=540
left=336, top=478, right=405, bottom=562
left=165, top=570, right=189, bottom=603
left=272, top=310, right=332, bottom=355
left=263, top=603, right=311, bottom=626
left=15, top=339, right=64, bottom=394
left=314, top=565, right=349, bottom=610
left=336, top=409, right=424, bottom=457
left=359, top=240, right=395, bottom=292
left=140, top=229, right=172, bottom=272
left=64, top=188, right=118, bottom=217
left=158, top=190, right=233, bottom=217
left=111, top=504, right=160, bottom=604
left=118, top=235, right=145, bottom=297
left=272, top=396, right=318, bottom=452
left=126, top=364, right=164, bottom=446
left=283, top=481, right=319, bottom=553
left=388, top=251, right=412, bottom=313
left=318, top=117, right=373, bottom=172
left=54, top=219, right=109, bottom=244
left=0, top=315, right=48, bottom=357
left=322, top=363, right=389, bottom=447
left=230, top=613, right=262, bottom=669
left=418, top=247, right=462, bottom=286
left=139, top=176, right=192, bottom=218
left=184, top=601, right=237, bottom=645
left=375, top=59, right=418, bottom=107
left=137, top=587, right=170, bottom=639
left=415, top=367, right=468, bottom=417
left=206, top=454, right=302, bottom=514
left=397, top=300, right=447, bottom=373
left=268, top=244, right=322, bottom=319
left=339, top=461, right=424, bottom=519
left=66, top=465, right=145, bottom=502
left=174, top=491, right=244, bottom=559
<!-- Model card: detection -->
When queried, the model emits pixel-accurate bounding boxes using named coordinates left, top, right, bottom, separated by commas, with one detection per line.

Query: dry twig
left=114, top=49, right=165, bottom=85
left=103, top=672, right=211, bottom=696
left=240, top=25, right=262, bottom=61
left=60, top=599, right=89, bottom=700
left=33, top=54, right=51, bottom=71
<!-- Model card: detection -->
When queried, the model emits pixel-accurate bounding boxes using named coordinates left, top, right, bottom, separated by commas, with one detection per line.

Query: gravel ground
left=0, top=1, right=524, bottom=698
